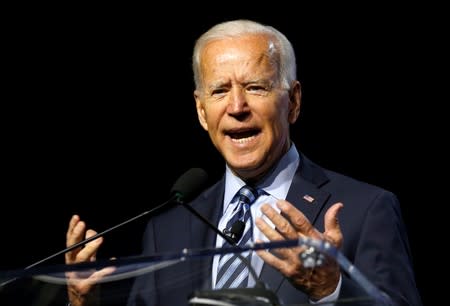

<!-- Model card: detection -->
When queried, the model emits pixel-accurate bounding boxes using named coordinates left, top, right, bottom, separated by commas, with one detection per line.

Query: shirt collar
left=223, top=143, right=300, bottom=212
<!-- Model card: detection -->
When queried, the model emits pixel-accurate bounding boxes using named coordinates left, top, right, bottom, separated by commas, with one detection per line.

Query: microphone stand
left=0, top=196, right=178, bottom=289
left=0, top=167, right=209, bottom=289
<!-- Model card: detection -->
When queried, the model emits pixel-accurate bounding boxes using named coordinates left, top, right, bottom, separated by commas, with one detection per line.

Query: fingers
left=276, top=200, right=320, bottom=239
left=66, top=216, right=87, bottom=264
left=67, top=215, right=80, bottom=236
left=255, top=207, right=303, bottom=269
left=66, top=215, right=84, bottom=247
left=256, top=204, right=298, bottom=240
left=75, top=229, right=103, bottom=262
left=324, top=203, right=344, bottom=248
left=256, top=200, right=317, bottom=242
left=254, top=238, right=298, bottom=278
left=65, top=215, right=103, bottom=264
left=255, top=241, right=285, bottom=269
left=258, top=200, right=344, bottom=248
left=81, top=266, right=116, bottom=284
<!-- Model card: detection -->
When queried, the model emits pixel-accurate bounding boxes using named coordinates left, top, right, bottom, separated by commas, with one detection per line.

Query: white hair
left=192, top=19, right=297, bottom=91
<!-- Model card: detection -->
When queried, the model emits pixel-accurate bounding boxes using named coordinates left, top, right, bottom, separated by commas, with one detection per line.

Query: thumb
left=324, top=202, right=344, bottom=248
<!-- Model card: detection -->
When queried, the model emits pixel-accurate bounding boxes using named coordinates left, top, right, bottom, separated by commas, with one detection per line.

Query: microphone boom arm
left=175, top=194, right=261, bottom=287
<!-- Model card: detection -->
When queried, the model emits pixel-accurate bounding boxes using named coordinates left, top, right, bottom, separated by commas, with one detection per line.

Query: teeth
left=231, top=135, right=255, bottom=144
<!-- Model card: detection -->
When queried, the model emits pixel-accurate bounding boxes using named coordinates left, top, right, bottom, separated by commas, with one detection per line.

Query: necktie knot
left=237, top=185, right=258, bottom=206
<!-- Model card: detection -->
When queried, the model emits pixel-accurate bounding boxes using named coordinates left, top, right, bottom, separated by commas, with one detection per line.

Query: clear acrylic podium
left=0, top=238, right=393, bottom=306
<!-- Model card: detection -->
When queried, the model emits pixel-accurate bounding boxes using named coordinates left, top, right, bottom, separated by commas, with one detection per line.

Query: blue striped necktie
left=215, top=185, right=259, bottom=289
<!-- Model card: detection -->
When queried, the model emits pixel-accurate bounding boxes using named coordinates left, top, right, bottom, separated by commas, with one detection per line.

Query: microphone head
left=170, top=168, right=209, bottom=203
left=225, top=220, right=245, bottom=243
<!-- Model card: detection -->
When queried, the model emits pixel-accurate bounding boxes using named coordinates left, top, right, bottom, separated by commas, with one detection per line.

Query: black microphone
left=172, top=169, right=280, bottom=306
left=171, top=167, right=209, bottom=203
left=223, top=220, right=245, bottom=243
left=0, top=168, right=209, bottom=288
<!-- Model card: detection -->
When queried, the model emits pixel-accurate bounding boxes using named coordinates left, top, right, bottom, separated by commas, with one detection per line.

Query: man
left=66, top=19, right=422, bottom=305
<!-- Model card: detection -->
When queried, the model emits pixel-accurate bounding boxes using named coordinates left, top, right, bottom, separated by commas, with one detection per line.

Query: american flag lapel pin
left=302, top=194, right=315, bottom=203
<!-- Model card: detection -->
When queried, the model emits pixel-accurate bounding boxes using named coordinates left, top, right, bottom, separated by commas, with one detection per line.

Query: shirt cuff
left=309, top=274, right=342, bottom=304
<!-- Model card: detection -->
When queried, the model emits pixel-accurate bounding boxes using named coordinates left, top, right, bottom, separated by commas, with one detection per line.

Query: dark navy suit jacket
left=127, top=154, right=422, bottom=306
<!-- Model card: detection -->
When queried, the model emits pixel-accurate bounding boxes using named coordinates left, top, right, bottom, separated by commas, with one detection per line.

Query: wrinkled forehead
left=201, top=33, right=279, bottom=64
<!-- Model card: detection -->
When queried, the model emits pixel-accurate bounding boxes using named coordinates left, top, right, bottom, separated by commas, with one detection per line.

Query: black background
left=2, top=4, right=440, bottom=305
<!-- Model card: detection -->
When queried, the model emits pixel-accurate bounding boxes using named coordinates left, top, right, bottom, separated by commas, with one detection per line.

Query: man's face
left=194, top=34, right=300, bottom=181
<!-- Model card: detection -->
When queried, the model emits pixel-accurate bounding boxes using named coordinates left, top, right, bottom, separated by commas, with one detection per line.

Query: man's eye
left=247, top=86, right=267, bottom=93
left=212, top=88, right=227, bottom=95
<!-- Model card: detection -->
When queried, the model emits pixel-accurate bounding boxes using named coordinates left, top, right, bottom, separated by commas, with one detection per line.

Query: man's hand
left=256, top=200, right=343, bottom=300
left=65, top=215, right=114, bottom=306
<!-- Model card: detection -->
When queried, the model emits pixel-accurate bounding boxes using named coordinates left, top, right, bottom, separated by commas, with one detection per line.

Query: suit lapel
left=189, top=179, right=225, bottom=290
left=260, top=153, right=331, bottom=292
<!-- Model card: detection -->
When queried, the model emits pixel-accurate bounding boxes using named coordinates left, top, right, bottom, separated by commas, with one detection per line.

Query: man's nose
left=227, top=87, right=248, bottom=114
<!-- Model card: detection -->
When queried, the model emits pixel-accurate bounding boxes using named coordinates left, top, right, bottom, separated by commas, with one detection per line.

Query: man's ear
left=288, top=81, right=301, bottom=124
left=194, top=90, right=208, bottom=131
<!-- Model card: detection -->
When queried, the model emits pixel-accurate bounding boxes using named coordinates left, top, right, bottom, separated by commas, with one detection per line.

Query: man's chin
left=227, top=162, right=266, bottom=181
